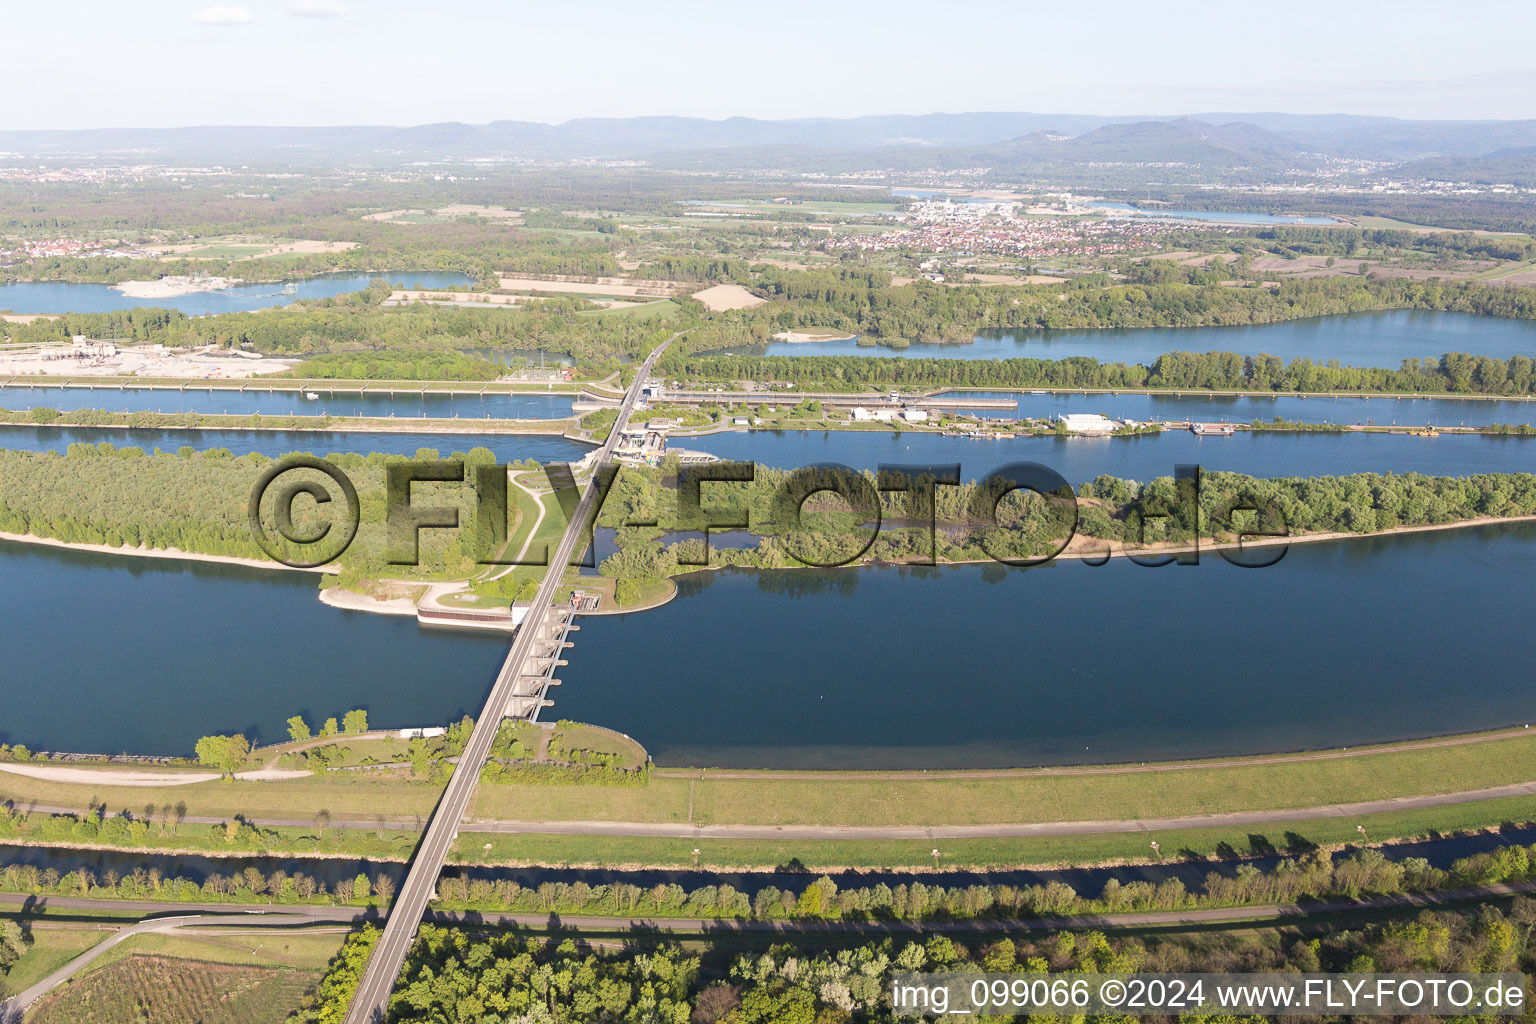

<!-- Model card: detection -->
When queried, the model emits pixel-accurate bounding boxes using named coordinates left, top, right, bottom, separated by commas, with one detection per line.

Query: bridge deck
left=342, top=333, right=679, bottom=1024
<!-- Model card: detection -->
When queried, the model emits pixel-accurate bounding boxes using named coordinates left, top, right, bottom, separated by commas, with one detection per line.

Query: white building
left=901, top=409, right=929, bottom=422
left=1054, top=413, right=1119, bottom=435
left=851, top=407, right=896, bottom=422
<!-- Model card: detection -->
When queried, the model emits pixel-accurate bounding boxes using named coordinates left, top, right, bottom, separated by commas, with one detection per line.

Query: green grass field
left=8, top=728, right=1536, bottom=868
left=181, top=244, right=273, bottom=258
left=575, top=298, right=679, bottom=319
left=456, top=793, right=1536, bottom=871
left=0, top=928, right=105, bottom=997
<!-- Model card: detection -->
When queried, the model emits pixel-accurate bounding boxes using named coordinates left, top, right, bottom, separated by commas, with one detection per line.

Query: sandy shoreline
left=771, top=330, right=859, bottom=343
left=5, top=513, right=1534, bottom=584
left=0, top=530, right=333, bottom=574
left=0, top=763, right=308, bottom=787
left=112, top=275, right=241, bottom=298
left=319, top=586, right=418, bottom=615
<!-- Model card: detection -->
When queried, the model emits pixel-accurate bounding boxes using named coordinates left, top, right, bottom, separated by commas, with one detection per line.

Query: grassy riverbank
left=6, top=727, right=1536, bottom=868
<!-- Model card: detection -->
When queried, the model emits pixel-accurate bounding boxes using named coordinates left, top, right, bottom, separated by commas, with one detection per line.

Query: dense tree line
left=282, top=351, right=504, bottom=380
left=293, top=891, right=1536, bottom=1023
left=9, top=302, right=673, bottom=371
left=668, top=348, right=1536, bottom=395
left=5, top=447, right=1533, bottom=584
left=0, top=445, right=539, bottom=583
left=594, top=464, right=1536, bottom=580
left=427, top=843, right=1536, bottom=925
left=12, top=269, right=1536, bottom=384
left=0, top=855, right=392, bottom=909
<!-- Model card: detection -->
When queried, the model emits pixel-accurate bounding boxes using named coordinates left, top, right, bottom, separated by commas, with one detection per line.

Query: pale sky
left=9, top=0, right=1536, bottom=130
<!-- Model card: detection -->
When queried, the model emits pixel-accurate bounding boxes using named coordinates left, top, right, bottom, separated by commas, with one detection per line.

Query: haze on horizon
left=10, top=0, right=1536, bottom=132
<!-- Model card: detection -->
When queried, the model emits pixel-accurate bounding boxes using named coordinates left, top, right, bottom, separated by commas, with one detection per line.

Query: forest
left=669, top=348, right=1536, bottom=396
left=2, top=446, right=1533, bottom=582
left=11, top=271, right=1536, bottom=388
left=289, top=888, right=1536, bottom=1023
left=591, top=463, right=1536, bottom=578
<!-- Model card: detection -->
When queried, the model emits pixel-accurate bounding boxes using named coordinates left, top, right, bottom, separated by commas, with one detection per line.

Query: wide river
left=3, top=311, right=1536, bottom=766
left=0, top=271, right=473, bottom=316
left=3, top=523, right=1536, bottom=767
left=726, top=311, right=1536, bottom=366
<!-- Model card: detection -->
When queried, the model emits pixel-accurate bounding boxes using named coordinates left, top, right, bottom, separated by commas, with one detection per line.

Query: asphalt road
left=343, top=333, right=679, bottom=1024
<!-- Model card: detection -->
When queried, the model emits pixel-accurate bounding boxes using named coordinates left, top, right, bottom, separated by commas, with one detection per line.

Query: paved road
left=344, top=334, right=679, bottom=1024
left=0, top=908, right=338, bottom=1023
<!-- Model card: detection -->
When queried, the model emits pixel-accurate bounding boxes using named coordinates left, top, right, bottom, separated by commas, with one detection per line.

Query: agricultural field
left=26, top=952, right=325, bottom=1024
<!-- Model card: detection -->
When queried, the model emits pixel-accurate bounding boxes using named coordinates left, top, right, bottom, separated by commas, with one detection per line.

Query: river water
left=3, top=522, right=1536, bottom=767
left=3, top=313, right=1536, bottom=767
left=3, top=823, right=1530, bottom=904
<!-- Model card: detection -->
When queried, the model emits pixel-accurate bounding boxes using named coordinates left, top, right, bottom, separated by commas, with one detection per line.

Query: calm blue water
left=0, top=416, right=1531, bottom=481
left=890, top=190, right=1001, bottom=205
left=0, top=425, right=589, bottom=464
left=0, top=422, right=1530, bottom=479
left=0, top=272, right=474, bottom=316
left=1089, top=201, right=1340, bottom=225
left=559, top=524, right=1536, bottom=768
left=728, top=311, right=1536, bottom=366
left=0, top=385, right=573, bottom=420
left=0, top=539, right=509, bottom=755
left=689, top=428, right=1536, bottom=481
left=0, top=422, right=1530, bottom=480
left=5, top=522, right=1536, bottom=765
left=939, top=390, right=1536, bottom=428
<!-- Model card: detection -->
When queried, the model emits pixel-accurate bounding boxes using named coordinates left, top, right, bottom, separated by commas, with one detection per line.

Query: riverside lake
left=724, top=311, right=1536, bottom=366
left=0, top=271, right=475, bottom=316
left=3, top=521, right=1536, bottom=767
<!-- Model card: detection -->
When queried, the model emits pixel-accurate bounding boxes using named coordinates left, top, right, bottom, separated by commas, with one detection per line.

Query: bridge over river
left=344, top=333, right=679, bottom=1024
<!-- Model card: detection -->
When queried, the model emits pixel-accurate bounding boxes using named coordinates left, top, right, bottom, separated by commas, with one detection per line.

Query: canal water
left=0, top=272, right=475, bottom=316
left=0, top=386, right=574, bottom=420
left=3, top=522, right=1536, bottom=767
left=0, top=426, right=589, bottom=464
left=3, top=823, right=1532, bottom=903
left=724, top=311, right=1536, bottom=366
left=936, top=390, right=1536, bottom=428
